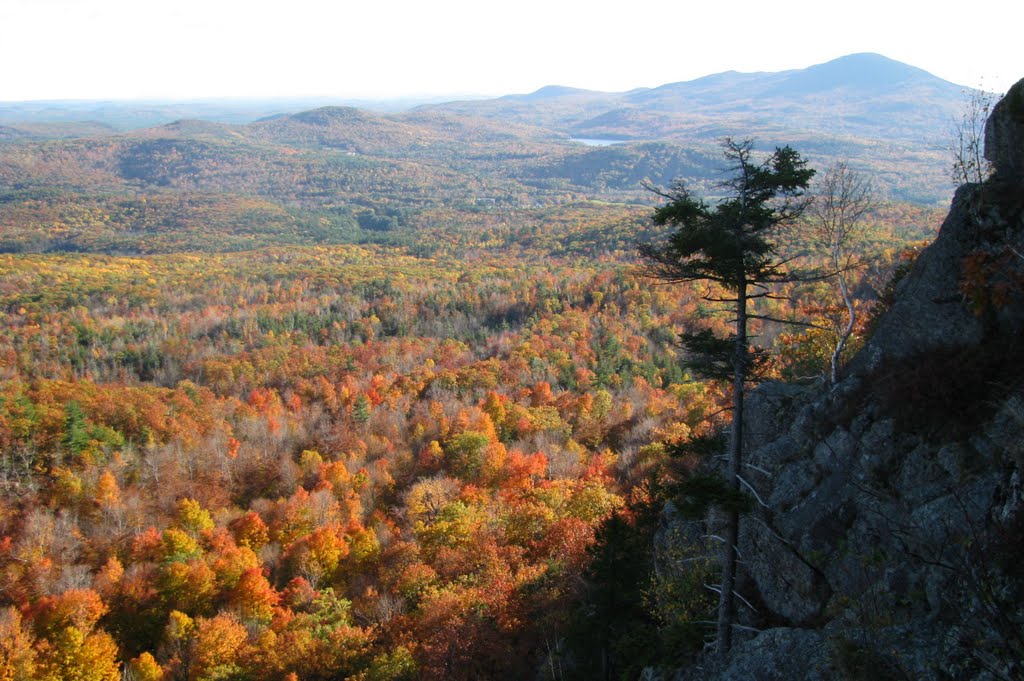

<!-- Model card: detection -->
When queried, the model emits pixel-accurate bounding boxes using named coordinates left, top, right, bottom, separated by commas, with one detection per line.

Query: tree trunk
left=717, top=279, right=746, bottom=654
left=830, top=256, right=856, bottom=385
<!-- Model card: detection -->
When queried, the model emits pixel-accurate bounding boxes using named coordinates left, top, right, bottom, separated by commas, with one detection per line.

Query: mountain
left=0, top=54, right=968, bottom=152
left=422, top=53, right=964, bottom=143
left=762, top=52, right=952, bottom=96
left=417, top=53, right=966, bottom=202
left=503, top=85, right=603, bottom=102
left=0, top=53, right=973, bottom=214
left=0, top=95, right=488, bottom=131
left=623, top=52, right=961, bottom=111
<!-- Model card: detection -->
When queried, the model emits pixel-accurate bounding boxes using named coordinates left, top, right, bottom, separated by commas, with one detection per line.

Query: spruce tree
left=639, top=138, right=814, bottom=653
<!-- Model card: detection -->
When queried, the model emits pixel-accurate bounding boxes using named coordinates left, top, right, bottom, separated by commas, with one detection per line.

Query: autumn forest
left=0, top=75, right=952, bottom=681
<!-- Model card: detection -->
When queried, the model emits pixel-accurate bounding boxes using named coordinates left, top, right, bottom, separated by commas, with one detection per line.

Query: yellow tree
left=0, top=606, right=36, bottom=681
left=188, top=614, right=249, bottom=681
left=127, top=652, right=164, bottom=681
left=35, top=626, right=121, bottom=681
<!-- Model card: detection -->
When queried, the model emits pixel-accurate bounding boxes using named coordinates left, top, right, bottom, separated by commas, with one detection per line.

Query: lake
left=569, top=138, right=626, bottom=147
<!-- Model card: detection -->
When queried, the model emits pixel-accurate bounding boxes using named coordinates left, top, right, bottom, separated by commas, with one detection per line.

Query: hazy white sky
left=2, top=0, right=1020, bottom=101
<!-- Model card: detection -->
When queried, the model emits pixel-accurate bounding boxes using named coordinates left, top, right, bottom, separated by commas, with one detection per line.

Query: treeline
left=0, top=181, right=941, bottom=261
left=0, top=112, right=946, bottom=262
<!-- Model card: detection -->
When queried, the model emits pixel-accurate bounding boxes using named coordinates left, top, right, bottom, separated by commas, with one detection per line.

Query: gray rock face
left=852, top=182, right=989, bottom=372
left=678, top=628, right=837, bottom=681
left=849, top=82, right=1024, bottom=375
left=985, top=77, right=1024, bottom=179
left=667, top=349, right=1020, bottom=679
left=854, top=188, right=1024, bottom=375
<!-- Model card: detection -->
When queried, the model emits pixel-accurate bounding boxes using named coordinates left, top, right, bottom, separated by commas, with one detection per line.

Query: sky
left=2, top=0, right=1021, bottom=102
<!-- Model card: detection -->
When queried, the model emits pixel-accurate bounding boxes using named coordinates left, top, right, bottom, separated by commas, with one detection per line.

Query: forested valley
left=0, top=70, right=953, bottom=680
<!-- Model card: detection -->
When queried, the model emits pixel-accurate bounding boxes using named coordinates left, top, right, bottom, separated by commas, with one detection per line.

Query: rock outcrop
left=985, top=77, right=1024, bottom=179
left=652, top=81, right=1024, bottom=680
left=857, top=76, right=1024, bottom=371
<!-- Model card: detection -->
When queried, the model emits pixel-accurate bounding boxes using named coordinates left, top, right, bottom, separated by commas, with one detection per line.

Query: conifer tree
left=639, top=138, right=814, bottom=653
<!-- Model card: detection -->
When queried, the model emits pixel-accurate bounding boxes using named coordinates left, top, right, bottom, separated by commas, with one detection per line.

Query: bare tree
left=810, top=162, right=876, bottom=385
left=951, top=86, right=996, bottom=185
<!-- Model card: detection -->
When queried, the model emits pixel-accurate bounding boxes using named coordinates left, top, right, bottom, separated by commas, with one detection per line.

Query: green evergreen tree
left=565, top=507, right=660, bottom=681
left=639, top=138, right=814, bottom=653
left=62, top=401, right=92, bottom=458
left=352, top=394, right=371, bottom=425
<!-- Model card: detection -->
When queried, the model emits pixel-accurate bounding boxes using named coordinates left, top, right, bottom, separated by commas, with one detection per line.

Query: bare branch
left=736, top=473, right=768, bottom=508
left=746, top=313, right=828, bottom=329
left=950, top=86, right=995, bottom=185
left=809, top=161, right=877, bottom=384
left=732, top=589, right=758, bottom=613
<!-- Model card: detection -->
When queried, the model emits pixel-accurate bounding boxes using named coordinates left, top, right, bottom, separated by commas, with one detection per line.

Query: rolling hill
left=417, top=53, right=969, bottom=202
left=424, top=53, right=966, bottom=146
left=0, top=53, right=969, bottom=256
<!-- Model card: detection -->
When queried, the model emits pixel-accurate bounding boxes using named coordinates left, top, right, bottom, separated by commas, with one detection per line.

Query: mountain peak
left=506, top=85, right=598, bottom=102
left=777, top=52, right=955, bottom=94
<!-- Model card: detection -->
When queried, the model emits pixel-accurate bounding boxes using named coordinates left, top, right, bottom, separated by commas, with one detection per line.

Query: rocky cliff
left=652, top=78, right=1024, bottom=681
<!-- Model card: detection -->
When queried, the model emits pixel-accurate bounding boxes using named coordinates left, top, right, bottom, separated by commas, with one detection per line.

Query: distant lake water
left=570, top=138, right=626, bottom=147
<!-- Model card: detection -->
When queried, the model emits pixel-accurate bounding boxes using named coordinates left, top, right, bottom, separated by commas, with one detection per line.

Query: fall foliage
left=0, top=112, right=943, bottom=678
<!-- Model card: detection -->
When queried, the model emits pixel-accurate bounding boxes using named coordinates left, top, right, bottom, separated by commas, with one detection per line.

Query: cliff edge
left=653, top=78, right=1024, bottom=681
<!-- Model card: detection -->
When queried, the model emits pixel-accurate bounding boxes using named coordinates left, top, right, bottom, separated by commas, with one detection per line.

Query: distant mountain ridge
left=423, top=53, right=965, bottom=147
left=0, top=52, right=967, bottom=136
left=409, top=53, right=963, bottom=203
left=0, top=54, right=973, bottom=205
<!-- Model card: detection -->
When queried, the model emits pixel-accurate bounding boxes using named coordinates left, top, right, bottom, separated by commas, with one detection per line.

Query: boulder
left=985, top=77, right=1024, bottom=179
